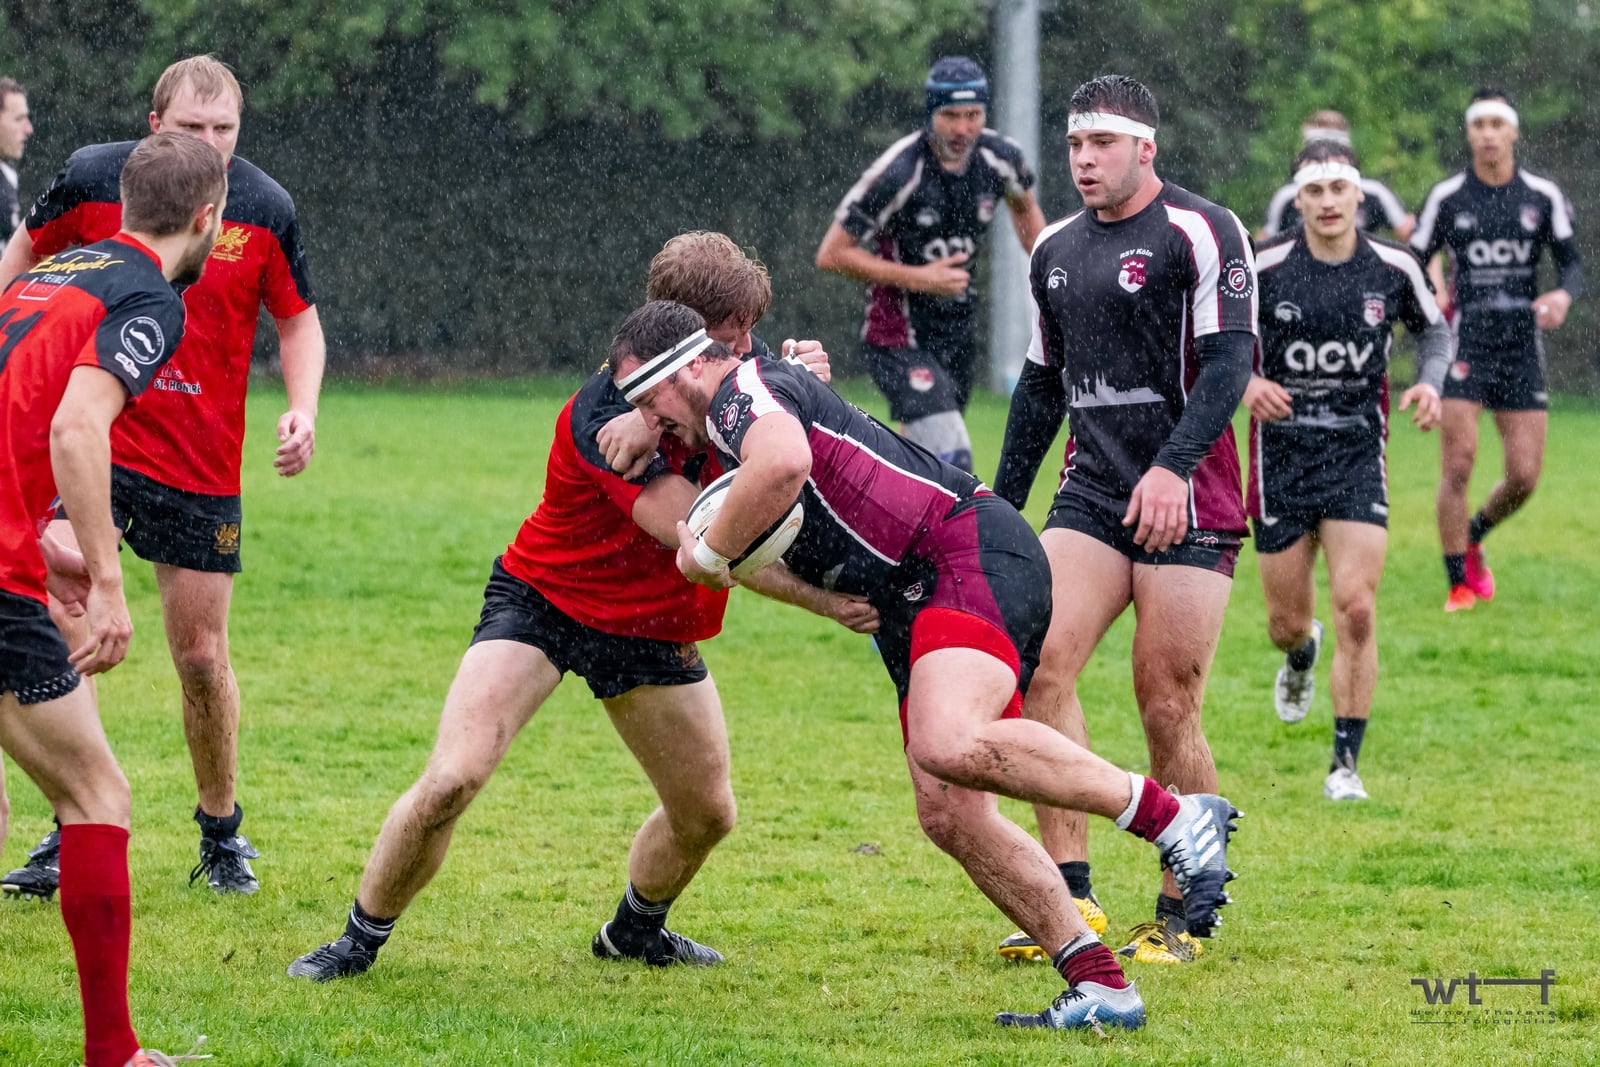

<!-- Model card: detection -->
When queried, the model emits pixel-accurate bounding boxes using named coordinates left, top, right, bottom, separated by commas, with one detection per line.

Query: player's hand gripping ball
left=686, top=470, right=804, bottom=579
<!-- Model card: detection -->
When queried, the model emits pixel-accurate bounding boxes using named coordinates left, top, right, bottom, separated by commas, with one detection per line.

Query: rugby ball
left=686, top=470, right=804, bottom=578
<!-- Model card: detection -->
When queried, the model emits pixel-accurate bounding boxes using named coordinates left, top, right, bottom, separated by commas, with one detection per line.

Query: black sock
left=1444, top=554, right=1467, bottom=587
left=1332, top=717, right=1368, bottom=773
left=609, top=884, right=673, bottom=950
left=1468, top=513, right=1496, bottom=545
left=194, top=803, right=243, bottom=841
left=1058, top=861, right=1093, bottom=899
left=1155, top=892, right=1187, bottom=933
left=345, top=898, right=396, bottom=952
left=1285, top=631, right=1319, bottom=671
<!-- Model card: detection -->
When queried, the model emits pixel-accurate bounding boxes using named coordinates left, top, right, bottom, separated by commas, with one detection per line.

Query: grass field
left=2, top=376, right=1597, bottom=1066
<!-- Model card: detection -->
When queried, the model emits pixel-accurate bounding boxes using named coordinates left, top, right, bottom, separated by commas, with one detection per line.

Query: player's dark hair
left=1068, top=75, right=1158, bottom=128
left=647, top=231, right=773, bottom=330
left=1470, top=86, right=1515, bottom=108
left=0, top=77, right=25, bottom=106
left=120, top=132, right=228, bottom=237
left=1291, top=139, right=1360, bottom=176
left=153, top=54, right=243, bottom=115
left=609, top=301, right=735, bottom=373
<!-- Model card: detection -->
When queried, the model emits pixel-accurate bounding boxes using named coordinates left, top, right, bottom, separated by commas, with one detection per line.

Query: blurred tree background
left=1, top=0, right=1595, bottom=389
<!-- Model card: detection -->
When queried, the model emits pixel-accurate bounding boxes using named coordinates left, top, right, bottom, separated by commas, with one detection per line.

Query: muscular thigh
left=427, top=639, right=563, bottom=776
left=603, top=678, right=730, bottom=809
left=1318, top=520, right=1388, bottom=603
left=1129, top=563, right=1232, bottom=694
left=1038, top=526, right=1132, bottom=678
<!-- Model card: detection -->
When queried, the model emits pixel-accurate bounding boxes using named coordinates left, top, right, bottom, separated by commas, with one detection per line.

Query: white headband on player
left=1301, top=126, right=1352, bottom=146
left=1465, top=100, right=1519, bottom=127
left=1293, top=161, right=1363, bottom=190
left=619, top=328, right=714, bottom=402
left=1067, top=111, right=1157, bottom=141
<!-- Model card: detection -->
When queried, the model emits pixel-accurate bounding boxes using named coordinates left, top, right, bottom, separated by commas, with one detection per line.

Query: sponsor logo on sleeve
left=1220, top=257, right=1254, bottom=299
left=119, top=317, right=166, bottom=366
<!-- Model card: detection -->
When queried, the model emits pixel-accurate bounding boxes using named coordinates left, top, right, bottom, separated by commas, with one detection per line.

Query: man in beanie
left=816, top=56, right=1043, bottom=473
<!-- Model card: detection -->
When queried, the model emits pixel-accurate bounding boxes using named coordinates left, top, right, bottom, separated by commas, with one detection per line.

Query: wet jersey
left=706, top=356, right=985, bottom=597
left=1412, top=167, right=1581, bottom=352
left=27, top=141, right=315, bottom=495
left=1024, top=181, right=1257, bottom=530
left=501, top=369, right=727, bottom=642
left=835, top=129, right=1033, bottom=352
left=1261, top=178, right=1407, bottom=238
left=0, top=234, right=186, bottom=602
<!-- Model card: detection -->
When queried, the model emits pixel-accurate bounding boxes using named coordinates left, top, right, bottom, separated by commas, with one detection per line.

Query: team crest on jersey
left=1118, top=256, right=1147, bottom=293
left=1362, top=296, right=1386, bottom=328
left=1274, top=301, right=1302, bottom=322
left=916, top=209, right=939, bottom=228
left=1047, top=267, right=1069, bottom=289
left=1454, top=212, right=1477, bottom=231
left=718, top=393, right=754, bottom=432
left=1220, top=257, right=1254, bottom=300
left=212, top=523, right=241, bottom=555
left=908, top=367, right=936, bottom=392
left=1520, top=204, right=1542, bottom=233
left=977, top=194, right=997, bottom=223
left=901, top=580, right=926, bottom=602
left=1450, top=360, right=1471, bottom=382
left=209, top=224, right=251, bottom=263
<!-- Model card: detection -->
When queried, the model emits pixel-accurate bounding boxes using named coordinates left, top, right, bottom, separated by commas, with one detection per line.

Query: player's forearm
left=1553, top=239, right=1584, bottom=301
left=0, top=225, right=40, bottom=291
left=49, top=416, right=121, bottom=584
left=994, top=359, right=1067, bottom=511
left=818, top=237, right=932, bottom=292
left=1009, top=195, right=1046, bottom=252
left=1151, top=330, right=1253, bottom=481
left=738, top=560, right=827, bottom=613
left=276, top=307, right=326, bottom=417
left=1414, top=319, right=1454, bottom=394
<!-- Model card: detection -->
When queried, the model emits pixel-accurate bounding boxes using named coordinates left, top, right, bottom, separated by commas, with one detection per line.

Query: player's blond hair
left=153, top=55, right=243, bottom=116
left=647, top=231, right=773, bottom=332
left=1303, top=109, right=1350, bottom=132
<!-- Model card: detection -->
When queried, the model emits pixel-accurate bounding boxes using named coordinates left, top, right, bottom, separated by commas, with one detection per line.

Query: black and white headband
left=618, top=329, right=714, bottom=402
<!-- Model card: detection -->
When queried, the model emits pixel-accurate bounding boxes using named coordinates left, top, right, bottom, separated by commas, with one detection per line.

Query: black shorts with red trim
left=864, top=341, right=977, bottom=422
left=1442, top=340, right=1548, bottom=411
left=0, top=588, right=82, bottom=706
left=1044, top=489, right=1241, bottom=577
left=470, top=557, right=709, bottom=701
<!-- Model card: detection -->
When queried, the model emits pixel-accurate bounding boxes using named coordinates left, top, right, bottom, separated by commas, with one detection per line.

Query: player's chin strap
left=619, top=329, right=714, bottom=402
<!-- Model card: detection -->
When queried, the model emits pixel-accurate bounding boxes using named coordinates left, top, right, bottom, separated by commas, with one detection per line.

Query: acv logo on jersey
left=1283, top=339, right=1376, bottom=374
left=1465, top=238, right=1533, bottom=266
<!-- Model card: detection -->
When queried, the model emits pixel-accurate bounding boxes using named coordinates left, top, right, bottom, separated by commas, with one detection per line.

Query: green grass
left=2, top=377, right=1596, bottom=1066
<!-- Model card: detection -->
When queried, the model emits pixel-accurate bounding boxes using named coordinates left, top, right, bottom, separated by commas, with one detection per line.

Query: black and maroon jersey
left=1261, top=177, right=1408, bottom=239
left=1023, top=182, right=1257, bottom=530
left=706, top=355, right=985, bottom=597
left=1412, top=167, right=1583, bottom=352
left=0, top=234, right=185, bottom=602
left=27, top=140, right=314, bottom=495
left=834, top=129, right=1033, bottom=353
left=500, top=369, right=728, bottom=642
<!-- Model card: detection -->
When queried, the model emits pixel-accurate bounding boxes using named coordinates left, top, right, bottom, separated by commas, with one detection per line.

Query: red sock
left=59, top=823, right=140, bottom=1067
left=1055, top=940, right=1129, bottom=990
left=1125, top=776, right=1182, bottom=842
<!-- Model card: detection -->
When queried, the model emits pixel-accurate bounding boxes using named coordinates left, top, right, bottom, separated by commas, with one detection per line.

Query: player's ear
left=148, top=110, right=161, bottom=135
left=1141, top=138, right=1158, bottom=166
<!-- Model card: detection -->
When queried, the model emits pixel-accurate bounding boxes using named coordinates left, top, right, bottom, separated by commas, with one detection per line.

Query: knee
left=1440, top=453, right=1475, bottom=493
left=1266, top=609, right=1309, bottom=652
left=1333, top=598, right=1376, bottom=648
left=669, top=788, right=737, bottom=849
left=1138, top=691, right=1198, bottom=741
left=63, top=764, right=132, bottom=828
left=411, top=764, right=490, bottom=830
left=906, top=734, right=976, bottom=789
left=1505, top=466, right=1540, bottom=503
left=171, top=635, right=231, bottom=692
left=915, top=790, right=975, bottom=858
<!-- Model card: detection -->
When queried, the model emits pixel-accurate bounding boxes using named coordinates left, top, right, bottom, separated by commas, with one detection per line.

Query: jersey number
left=922, top=236, right=976, bottom=263
left=0, top=307, right=43, bottom=374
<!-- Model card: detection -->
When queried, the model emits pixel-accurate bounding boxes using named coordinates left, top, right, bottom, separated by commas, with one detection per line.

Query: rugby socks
left=1332, top=717, right=1368, bottom=774
left=1053, top=930, right=1128, bottom=990
left=608, top=883, right=673, bottom=953
left=1058, top=860, right=1094, bottom=900
left=1468, top=512, right=1497, bottom=545
left=1113, top=772, right=1182, bottom=842
left=58, top=823, right=139, bottom=1067
left=1155, top=892, right=1189, bottom=934
left=1444, top=554, right=1467, bottom=588
left=345, top=899, right=396, bottom=954
left=194, top=802, right=243, bottom=842
left=1285, top=632, right=1319, bottom=671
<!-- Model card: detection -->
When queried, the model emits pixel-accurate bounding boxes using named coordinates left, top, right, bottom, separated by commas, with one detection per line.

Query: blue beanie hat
left=925, top=56, right=989, bottom=122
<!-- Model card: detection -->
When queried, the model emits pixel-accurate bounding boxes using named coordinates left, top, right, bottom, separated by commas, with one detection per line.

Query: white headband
left=1465, top=100, right=1519, bottom=128
left=1068, top=111, right=1156, bottom=142
left=1293, top=161, right=1362, bottom=190
left=1301, top=126, right=1352, bottom=146
left=619, top=328, right=714, bottom=402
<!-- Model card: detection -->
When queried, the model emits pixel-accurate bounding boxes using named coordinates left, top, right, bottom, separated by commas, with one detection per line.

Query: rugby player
left=1258, top=110, right=1414, bottom=242
left=1412, top=88, right=1583, bottom=611
left=1247, top=139, right=1453, bottom=800
left=614, top=300, right=1241, bottom=1032
left=0, top=132, right=225, bottom=1067
left=993, top=75, right=1256, bottom=965
left=0, top=77, right=32, bottom=242
left=815, top=55, right=1044, bottom=473
left=0, top=55, right=322, bottom=900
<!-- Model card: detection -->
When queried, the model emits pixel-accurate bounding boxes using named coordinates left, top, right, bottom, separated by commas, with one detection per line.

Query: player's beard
left=174, top=215, right=222, bottom=287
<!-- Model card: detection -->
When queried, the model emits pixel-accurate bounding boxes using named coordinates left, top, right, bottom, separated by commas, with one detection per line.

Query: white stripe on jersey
left=1164, top=202, right=1257, bottom=337
left=1366, top=237, right=1443, bottom=324
left=1519, top=169, right=1576, bottom=241
left=1411, top=172, right=1468, bottom=255
left=833, top=131, right=925, bottom=235
left=1024, top=212, right=1084, bottom=368
left=1263, top=183, right=1298, bottom=235
left=977, top=132, right=1026, bottom=199
left=806, top=422, right=961, bottom=565
left=1254, top=240, right=1295, bottom=273
left=1361, top=179, right=1409, bottom=227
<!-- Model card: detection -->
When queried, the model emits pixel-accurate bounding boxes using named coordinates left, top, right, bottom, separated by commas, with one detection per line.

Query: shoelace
left=189, top=837, right=257, bottom=886
left=136, top=1035, right=211, bottom=1064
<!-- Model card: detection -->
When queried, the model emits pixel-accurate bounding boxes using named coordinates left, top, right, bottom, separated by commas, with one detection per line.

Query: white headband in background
left=1067, top=111, right=1157, bottom=141
left=1293, top=161, right=1363, bottom=190
left=1465, top=100, right=1519, bottom=128
left=619, top=328, right=714, bottom=401
left=1301, top=126, right=1352, bottom=146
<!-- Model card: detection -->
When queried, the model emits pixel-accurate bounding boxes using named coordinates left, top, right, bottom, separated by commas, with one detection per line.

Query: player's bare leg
left=1319, top=521, right=1387, bottom=800
left=1259, top=534, right=1319, bottom=655
left=1479, top=409, right=1546, bottom=526
left=1437, top=399, right=1481, bottom=556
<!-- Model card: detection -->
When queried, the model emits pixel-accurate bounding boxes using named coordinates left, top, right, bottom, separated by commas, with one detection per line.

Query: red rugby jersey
left=500, top=370, right=728, bottom=642
left=0, top=234, right=186, bottom=602
left=27, top=141, right=314, bottom=495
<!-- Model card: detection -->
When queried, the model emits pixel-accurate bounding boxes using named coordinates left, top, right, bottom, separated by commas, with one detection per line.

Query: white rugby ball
left=686, top=469, right=804, bottom=578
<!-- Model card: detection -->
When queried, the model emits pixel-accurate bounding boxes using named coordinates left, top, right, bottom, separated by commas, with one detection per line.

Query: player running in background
left=816, top=55, right=1044, bottom=473
left=0, top=132, right=224, bottom=1067
left=1246, top=139, right=1453, bottom=800
left=1412, top=88, right=1583, bottom=612
left=0, top=55, right=323, bottom=900
left=615, top=300, right=1241, bottom=1033
left=1258, top=110, right=1414, bottom=242
left=993, top=74, right=1256, bottom=966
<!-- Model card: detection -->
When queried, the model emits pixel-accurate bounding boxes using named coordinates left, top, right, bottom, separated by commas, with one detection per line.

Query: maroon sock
left=1125, top=775, right=1182, bottom=843
left=1053, top=937, right=1128, bottom=990
left=59, top=824, right=140, bottom=1067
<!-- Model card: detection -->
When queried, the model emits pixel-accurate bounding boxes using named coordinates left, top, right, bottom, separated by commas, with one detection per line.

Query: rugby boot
left=1324, top=766, right=1369, bottom=801
left=995, top=981, right=1146, bottom=1030
left=1444, top=584, right=1477, bottom=613
left=124, top=1036, right=210, bottom=1064
left=1274, top=619, right=1322, bottom=723
left=190, top=834, right=260, bottom=895
left=997, top=895, right=1109, bottom=961
left=592, top=920, right=724, bottom=966
left=1464, top=543, right=1496, bottom=601
left=1, top=828, right=61, bottom=901
left=1115, top=917, right=1206, bottom=964
left=287, top=935, right=379, bottom=981
left=1153, top=792, right=1240, bottom=938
